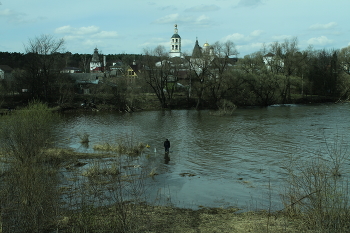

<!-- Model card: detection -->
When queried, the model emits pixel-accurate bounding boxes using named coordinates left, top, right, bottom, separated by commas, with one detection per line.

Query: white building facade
left=169, top=24, right=182, bottom=58
left=90, top=48, right=102, bottom=72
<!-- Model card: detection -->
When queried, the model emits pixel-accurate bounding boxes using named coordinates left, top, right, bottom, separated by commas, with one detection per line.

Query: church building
left=169, top=24, right=182, bottom=58
left=90, top=47, right=102, bottom=72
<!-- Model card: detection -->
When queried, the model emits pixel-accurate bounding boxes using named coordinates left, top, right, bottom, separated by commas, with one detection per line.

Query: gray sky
left=1, top=0, right=349, bottom=57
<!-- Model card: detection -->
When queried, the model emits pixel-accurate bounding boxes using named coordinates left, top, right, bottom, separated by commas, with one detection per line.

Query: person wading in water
left=164, top=139, right=170, bottom=164
left=164, top=139, right=170, bottom=153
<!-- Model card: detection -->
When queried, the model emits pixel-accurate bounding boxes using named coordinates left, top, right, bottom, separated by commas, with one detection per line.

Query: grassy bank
left=58, top=203, right=311, bottom=233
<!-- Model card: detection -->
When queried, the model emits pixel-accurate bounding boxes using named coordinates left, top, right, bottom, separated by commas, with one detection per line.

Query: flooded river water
left=55, top=103, right=350, bottom=211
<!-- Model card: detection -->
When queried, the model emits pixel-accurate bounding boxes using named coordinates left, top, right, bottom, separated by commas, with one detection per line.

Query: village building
left=0, top=65, right=13, bottom=80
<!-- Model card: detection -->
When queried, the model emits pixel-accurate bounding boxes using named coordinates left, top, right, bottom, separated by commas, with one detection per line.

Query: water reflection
left=164, top=152, right=170, bottom=164
left=55, top=103, right=350, bottom=210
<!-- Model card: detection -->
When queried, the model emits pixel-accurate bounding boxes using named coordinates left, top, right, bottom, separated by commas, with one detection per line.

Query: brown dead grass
left=145, top=206, right=314, bottom=233
left=58, top=204, right=316, bottom=233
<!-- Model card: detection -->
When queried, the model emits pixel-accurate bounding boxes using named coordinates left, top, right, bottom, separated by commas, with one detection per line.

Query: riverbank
left=0, top=93, right=344, bottom=114
left=58, top=203, right=312, bottom=232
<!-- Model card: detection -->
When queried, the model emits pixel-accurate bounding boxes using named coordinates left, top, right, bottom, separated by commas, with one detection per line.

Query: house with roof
left=126, top=61, right=142, bottom=84
left=0, top=65, right=13, bottom=80
left=263, top=52, right=284, bottom=72
left=109, top=61, right=124, bottom=77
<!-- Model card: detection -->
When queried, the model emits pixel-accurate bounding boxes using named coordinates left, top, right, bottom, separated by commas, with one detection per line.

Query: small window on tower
left=175, top=45, right=178, bottom=49
left=172, top=45, right=174, bottom=49
left=172, top=39, right=174, bottom=42
left=176, top=39, right=178, bottom=42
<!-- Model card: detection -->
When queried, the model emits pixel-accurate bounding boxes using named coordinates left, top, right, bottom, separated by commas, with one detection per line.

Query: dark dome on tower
left=171, top=34, right=181, bottom=39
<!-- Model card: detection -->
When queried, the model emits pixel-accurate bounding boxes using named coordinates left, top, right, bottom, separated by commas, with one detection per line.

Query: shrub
left=282, top=138, right=350, bottom=231
left=0, top=100, right=57, bottom=163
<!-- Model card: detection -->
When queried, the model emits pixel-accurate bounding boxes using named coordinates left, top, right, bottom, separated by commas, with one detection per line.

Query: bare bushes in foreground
left=0, top=101, right=60, bottom=232
left=282, top=137, right=350, bottom=232
left=0, top=100, right=57, bottom=163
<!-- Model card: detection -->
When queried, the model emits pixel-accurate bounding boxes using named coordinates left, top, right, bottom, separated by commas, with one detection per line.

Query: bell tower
left=90, top=47, right=102, bottom=72
left=169, top=24, right=182, bottom=57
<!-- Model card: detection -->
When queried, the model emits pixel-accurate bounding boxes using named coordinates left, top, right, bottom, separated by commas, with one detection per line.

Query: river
left=55, top=103, right=350, bottom=211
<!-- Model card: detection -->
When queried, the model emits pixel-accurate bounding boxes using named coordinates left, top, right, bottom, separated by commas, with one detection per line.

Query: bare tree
left=338, top=46, right=350, bottom=76
left=20, top=34, right=65, bottom=101
left=208, top=40, right=238, bottom=106
left=337, top=46, right=350, bottom=100
left=141, top=45, right=180, bottom=108
left=267, top=37, right=309, bottom=103
left=186, top=43, right=214, bottom=109
left=237, top=52, right=282, bottom=106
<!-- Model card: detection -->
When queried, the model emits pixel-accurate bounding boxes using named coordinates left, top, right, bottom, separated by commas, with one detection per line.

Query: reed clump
left=82, top=162, right=120, bottom=178
left=0, top=101, right=60, bottom=232
left=93, top=141, right=146, bottom=156
left=78, top=133, right=90, bottom=143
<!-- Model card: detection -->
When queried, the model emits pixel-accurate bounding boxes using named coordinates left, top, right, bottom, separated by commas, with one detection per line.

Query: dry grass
left=82, top=162, right=120, bottom=178
left=149, top=168, right=158, bottom=177
left=57, top=204, right=315, bottom=233
left=93, top=142, right=146, bottom=156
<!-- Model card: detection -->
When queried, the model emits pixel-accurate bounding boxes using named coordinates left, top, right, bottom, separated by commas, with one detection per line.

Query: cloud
left=271, top=35, right=293, bottom=41
left=223, top=33, right=246, bottom=42
left=161, top=5, right=178, bottom=11
left=55, top=25, right=118, bottom=39
left=82, top=39, right=102, bottom=47
left=0, top=9, right=16, bottom=16
left=153, top=14, right=181, bottom=24
left=55, top=25, right=100, bottom=35
left=185, top=4, right=220, bottom=12
left=250, top=30, right=263, bottom=37
left=139, top=37, right=170, bottom=50
left=235, top=0, right=263, bottom=8
left=250, top=42, right=265, bottom=49
left=309, top=22, right=337, bottom=30
left=91, top=31, right=119, bottom=39
left=0, top=8, right=44, bottom=24
left=307, top=36, right=332, bottom=45
left=153, top=14, right=213, bottom=27
left=222, top=30, right=264, bottom=43
left=194, top=15, right=211, bottom=25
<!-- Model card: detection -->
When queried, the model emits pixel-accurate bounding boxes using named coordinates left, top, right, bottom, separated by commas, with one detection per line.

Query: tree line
left=1, top=34, right=350, bottom=110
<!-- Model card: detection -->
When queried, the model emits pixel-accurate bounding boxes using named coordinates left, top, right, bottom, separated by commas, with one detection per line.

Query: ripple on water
left=56, top=103, right=350, bottom=210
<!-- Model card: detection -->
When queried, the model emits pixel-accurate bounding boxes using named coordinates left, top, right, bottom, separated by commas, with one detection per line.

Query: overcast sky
left=1, top=0, right=349, bottom=57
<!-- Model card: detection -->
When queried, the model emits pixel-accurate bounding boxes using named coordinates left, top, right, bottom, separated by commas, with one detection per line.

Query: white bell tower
left=169, top=24, right=182, bottom=58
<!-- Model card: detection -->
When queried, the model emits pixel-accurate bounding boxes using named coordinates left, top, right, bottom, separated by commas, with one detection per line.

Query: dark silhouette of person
left=164, top=139, right=170, bottom=153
